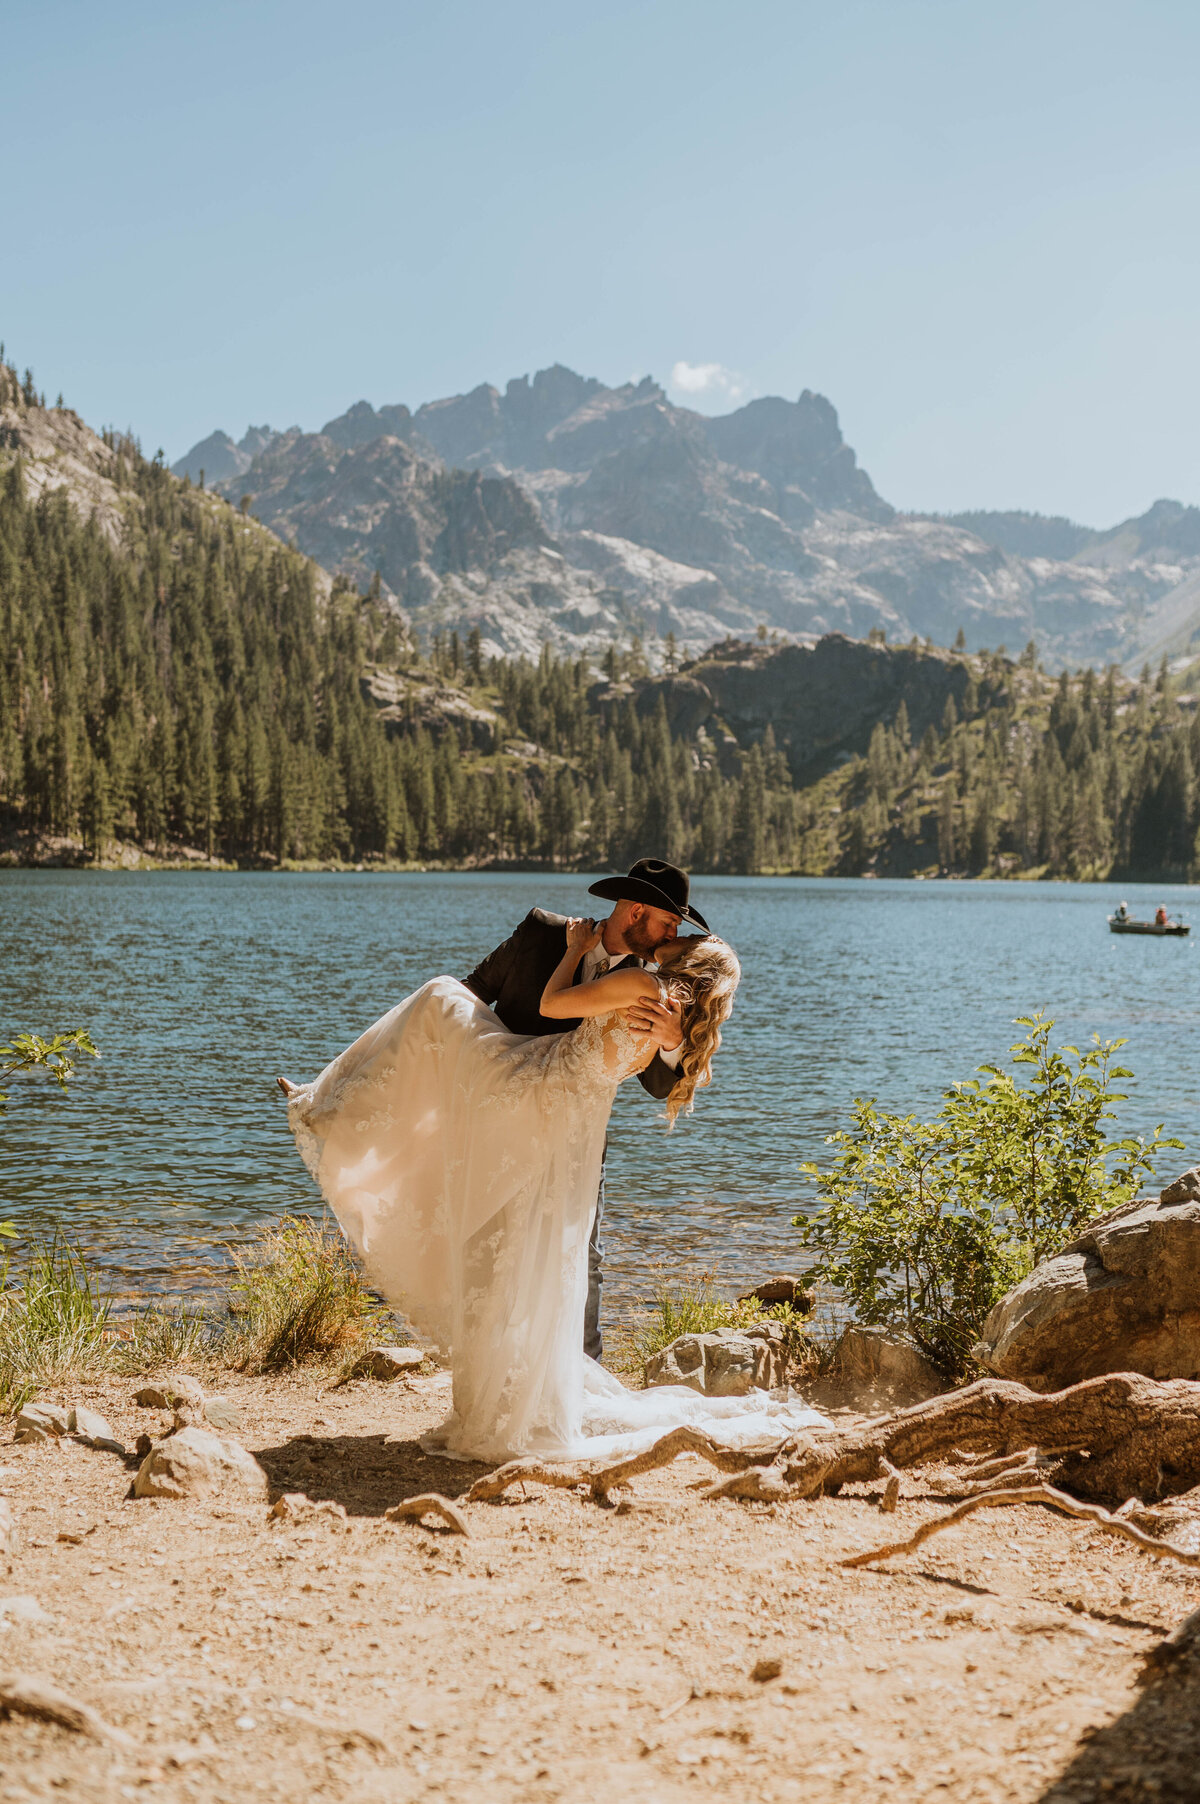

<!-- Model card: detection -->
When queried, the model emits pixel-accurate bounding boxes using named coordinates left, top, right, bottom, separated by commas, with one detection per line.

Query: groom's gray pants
left=584, top=1166, right=605, bottom=1362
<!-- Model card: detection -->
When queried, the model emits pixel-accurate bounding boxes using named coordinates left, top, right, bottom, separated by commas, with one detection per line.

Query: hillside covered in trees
left=3, top=351, right=1200, bottom=882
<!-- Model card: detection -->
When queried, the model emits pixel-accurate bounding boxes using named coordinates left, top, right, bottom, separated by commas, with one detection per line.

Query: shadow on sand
left=254, top=1430, right=492, bottom=1518
left=1040, top=1645, right=1200, bottom=1802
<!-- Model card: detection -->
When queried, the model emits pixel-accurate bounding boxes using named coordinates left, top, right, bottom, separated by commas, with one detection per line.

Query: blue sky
left=4, top=0, right=1198, bottom=523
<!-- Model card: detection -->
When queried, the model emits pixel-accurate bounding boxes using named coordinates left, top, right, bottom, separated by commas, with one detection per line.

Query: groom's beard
left=624, top=917, right=673, bottom=960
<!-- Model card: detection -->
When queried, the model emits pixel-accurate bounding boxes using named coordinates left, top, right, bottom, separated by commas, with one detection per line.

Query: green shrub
left=224, top=1216, right=392, bottom=1372
left=795, top=1014, right=1181, bottom=1380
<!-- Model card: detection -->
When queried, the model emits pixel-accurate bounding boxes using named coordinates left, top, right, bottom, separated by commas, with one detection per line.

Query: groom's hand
left=626, top=994, right=684, bottom=1053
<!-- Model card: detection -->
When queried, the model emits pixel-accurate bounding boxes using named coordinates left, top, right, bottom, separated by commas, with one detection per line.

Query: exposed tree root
left=0, top=1673, right=132, bottom=1744
left=384, top=1493, right=470, bottom=1535
left=771, top=1374, right=1200, bottom=1507
left=466, top=1376, right=1200, bottom=1516
left=843, top=1484, right=1200, bottom=1570
left=466, top=1426, right=793, bottom=1505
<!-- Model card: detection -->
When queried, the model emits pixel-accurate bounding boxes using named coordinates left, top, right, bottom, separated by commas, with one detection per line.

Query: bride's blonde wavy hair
left=660, top=936, right=742, bottom=1126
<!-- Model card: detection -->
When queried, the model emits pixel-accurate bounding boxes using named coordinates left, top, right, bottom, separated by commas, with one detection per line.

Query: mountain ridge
left=174, top=365, right=1200, bottom=672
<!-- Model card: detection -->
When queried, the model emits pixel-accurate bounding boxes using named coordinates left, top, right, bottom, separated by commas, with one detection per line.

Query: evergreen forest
left=3, top=370, right=1200, bottom=882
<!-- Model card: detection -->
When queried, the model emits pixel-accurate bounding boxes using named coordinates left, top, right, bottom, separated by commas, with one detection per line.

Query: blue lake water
left=1, top=870, right=1197, bottom=1314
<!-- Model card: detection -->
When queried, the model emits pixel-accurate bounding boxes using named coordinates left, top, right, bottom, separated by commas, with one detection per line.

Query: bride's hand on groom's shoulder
left=565, top=915, right=602, bottom=955
left=625, top=992, right=684, bottom=1053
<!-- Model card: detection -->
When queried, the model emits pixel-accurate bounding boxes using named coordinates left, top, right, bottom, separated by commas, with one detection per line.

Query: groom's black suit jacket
left=464, top=907, right=680, bottom=1101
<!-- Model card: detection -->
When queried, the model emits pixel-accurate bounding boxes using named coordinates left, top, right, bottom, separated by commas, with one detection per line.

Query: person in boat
left=1156, top=904, right=1170, bottom=926
left=1115, top=901, right=1130, bottom=922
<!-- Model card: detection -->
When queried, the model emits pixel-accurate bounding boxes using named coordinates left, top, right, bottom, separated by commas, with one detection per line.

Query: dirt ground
left=2, top=1366, right=1199, bottom=1804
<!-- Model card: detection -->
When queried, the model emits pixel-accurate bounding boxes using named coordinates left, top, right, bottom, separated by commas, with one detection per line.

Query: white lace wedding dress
left=287, top=977, right=827, bottom=1462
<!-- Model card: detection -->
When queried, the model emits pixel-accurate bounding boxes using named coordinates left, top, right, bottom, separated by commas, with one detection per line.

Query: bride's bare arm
left=540, top=918, right=659, bottom=1019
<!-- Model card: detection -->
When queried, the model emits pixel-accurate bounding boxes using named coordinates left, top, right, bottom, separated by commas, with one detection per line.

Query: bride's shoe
left=276, top=1076, right=300, bottom=1099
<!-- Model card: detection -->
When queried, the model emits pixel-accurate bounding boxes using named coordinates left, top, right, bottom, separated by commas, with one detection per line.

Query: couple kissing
left=280, top=858, right=827, bottom=1462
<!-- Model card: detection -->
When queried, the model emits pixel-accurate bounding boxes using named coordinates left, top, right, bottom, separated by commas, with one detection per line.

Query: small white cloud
left=668, top=360, right=749, bottom=407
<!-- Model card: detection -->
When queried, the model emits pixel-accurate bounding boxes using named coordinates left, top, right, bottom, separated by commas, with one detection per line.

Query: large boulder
left=132, top=1427, right=269, bottom=1501
left=644, top=1322, right=786, bottom=1396
left=975, top=1184, right=1200, bottom=1390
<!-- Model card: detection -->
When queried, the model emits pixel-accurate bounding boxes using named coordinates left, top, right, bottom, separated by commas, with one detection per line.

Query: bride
left=280, top=916, right=826, bottom=1462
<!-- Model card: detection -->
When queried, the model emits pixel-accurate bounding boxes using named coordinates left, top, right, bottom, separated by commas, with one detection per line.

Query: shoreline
left=1, top=844, right=1196, bottom=885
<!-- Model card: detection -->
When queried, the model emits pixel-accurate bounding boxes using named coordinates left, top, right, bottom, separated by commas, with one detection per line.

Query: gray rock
left=348, top=1346, right=426, bottom=1382
left=1161, top=1169, right=1200, bottom=1205
left=975, top=1191, right=1200, bottom=1390
left=135, top=1376, right=204, bottom=1409
left=14, top=1403, right=70, bottom=1442
left=644, top=1324, right=786, bottom=1397
left=0, top=1595, right=52, bottom=1626
left=202, top=1395, right=242, bottom=1433
left=132, top=1427, right=269, bottom=1502
left=837, top=1327, right=946, bottom=1400
left=68, top=1406, right=123, bottom=1454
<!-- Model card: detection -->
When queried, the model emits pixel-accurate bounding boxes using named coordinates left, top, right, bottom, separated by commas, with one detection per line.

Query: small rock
left=14, top=1403, right=70, bottom=1441
left=68, top=1407, right=124, bottom=1455
left=750, top=1657, right=783, bottom=1683
left=644, top=1326, right=786, bottom=1396
left=135, top=1376, right=204, bottom=1410
left=269, top=1492, right=310, bottom=1520
left=202, top=1396, right=241, bottom=1433
left=0, top=1596, right=52, bottom=1626
left=134, top=1433, right=153, bottom=1459
left=737, top=1276, right=814, bottom=1312
left=348, top=1346, right=426, bottom=1381
left=1160, top=1168, right=1200, bottom=1206
left=133, top=1427, right=268, bottom=1502
left=0, top=1499, right=15, bottom=1555
left=268, top=1492, right=346, bottom=1525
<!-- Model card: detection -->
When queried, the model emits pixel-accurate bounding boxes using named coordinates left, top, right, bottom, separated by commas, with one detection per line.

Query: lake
left=1, top=870, right=1197, bottom=1315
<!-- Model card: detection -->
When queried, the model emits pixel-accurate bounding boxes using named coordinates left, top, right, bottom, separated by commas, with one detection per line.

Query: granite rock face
left=597, top=633, right=976, bottom=784
left=975, top=1186, right=1200, bottom=1390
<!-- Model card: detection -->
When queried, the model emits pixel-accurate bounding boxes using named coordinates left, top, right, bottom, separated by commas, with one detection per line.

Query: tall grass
left=0, top=1235, right=114, bottom=1408
left=224, top=1216, right=393, bottom=1372
left=0, top=1232, right=213, bottom=1412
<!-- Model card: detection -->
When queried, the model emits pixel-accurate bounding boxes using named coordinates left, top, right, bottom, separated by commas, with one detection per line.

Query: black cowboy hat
left=588, top=858, right=710, bottom=932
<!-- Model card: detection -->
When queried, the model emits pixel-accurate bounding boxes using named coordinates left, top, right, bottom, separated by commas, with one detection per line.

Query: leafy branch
left=0, top=1030, right=99, bottom=1240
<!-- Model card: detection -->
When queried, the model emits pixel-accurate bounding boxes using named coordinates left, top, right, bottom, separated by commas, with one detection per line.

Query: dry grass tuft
left=224, top=1215, right=393, bottom=1372
left=610, top=1271, right=825, bottom=1384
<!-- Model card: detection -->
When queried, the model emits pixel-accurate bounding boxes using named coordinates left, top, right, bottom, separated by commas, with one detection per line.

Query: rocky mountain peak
left=171, top=362, right=1200, bottom=671
left=702, top=390, right=892, bottom=524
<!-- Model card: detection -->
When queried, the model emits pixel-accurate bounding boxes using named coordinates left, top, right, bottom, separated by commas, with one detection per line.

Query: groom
left=464, top=858, right=710, bottom=1360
